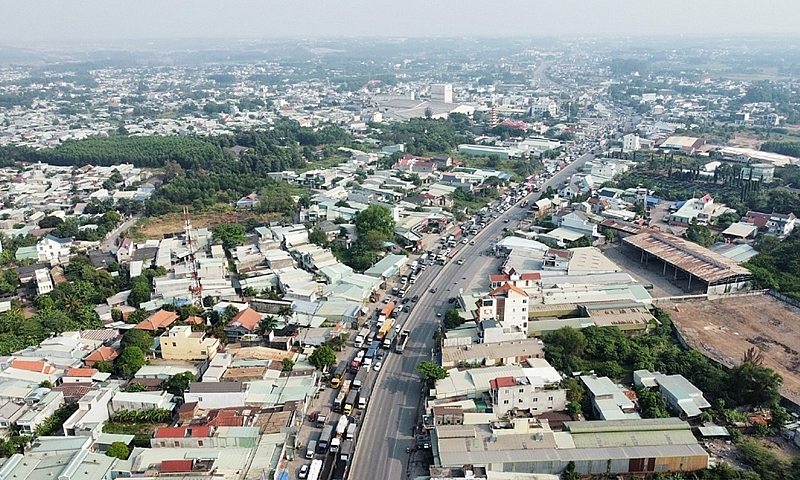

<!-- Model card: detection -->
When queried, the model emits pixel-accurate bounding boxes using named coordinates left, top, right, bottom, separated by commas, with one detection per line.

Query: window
left=519, top=399, right=524, bottom=403
left=548, top=396, right=553, bottom=401
left=519, top=388, right=524, bottom=393
left=198, top=440, right=204, bottom=446
left=160, top=442, right=166, bottom=447
left=503, top=400, right=509, bottom=405
left=174, top=441, right=180, bottom=447
left=172, top=342, right=177, bottom=347
left=533, top=398, right=538, bottom=402
left=522, top=299, right=527, bottom=303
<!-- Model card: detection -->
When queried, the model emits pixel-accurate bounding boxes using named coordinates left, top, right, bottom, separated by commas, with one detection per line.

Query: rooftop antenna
left=183, top=205, right=203, bottom=306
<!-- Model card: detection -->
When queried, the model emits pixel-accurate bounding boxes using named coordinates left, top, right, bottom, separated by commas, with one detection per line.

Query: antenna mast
left=183, top=206, right=203, bottom=305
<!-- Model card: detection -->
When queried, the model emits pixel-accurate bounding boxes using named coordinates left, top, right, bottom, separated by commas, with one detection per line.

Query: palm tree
left=258, top=316, right=278, bottom=336
left=277, top=306, right=293, bottom=323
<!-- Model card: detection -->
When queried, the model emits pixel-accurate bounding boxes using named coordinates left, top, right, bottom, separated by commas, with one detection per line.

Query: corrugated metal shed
left=623, top=231, right=751, bottom=284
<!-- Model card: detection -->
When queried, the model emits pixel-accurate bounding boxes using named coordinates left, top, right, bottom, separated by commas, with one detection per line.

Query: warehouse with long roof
left=622, top=230, right=752, bottom=294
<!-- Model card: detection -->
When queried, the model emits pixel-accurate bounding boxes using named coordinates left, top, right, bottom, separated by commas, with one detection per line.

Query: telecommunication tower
left=183, top=206, right=203, bottom=305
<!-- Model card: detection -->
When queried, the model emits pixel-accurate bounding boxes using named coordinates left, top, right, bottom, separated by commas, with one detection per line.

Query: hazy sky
left=3, top=0, right=800, bottom=44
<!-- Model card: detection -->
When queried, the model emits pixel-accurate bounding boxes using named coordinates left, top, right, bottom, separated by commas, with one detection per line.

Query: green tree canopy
left=443, top=309, right=465, bottom=330
left=354, top=204, right=395, bottom=238
left=116, top=346, right=146, bottom=379
left=213, top=223, right=247, bottom=249
left=160, top=371, right=197, bottom=396
left=416, top=361, right=449, bottom=383
left=308, top=345, right=337, bottom=370
left=121, top=329, right=153, bottom=352
left=106, top=442, right=130, bottom=460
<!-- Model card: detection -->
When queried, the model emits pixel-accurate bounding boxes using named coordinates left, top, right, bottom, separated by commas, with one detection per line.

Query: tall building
left=430, top=83, right=453, bottom=103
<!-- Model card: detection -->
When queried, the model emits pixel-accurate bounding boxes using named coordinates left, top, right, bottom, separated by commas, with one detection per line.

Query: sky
left=2, top=0, right=800, bottom=44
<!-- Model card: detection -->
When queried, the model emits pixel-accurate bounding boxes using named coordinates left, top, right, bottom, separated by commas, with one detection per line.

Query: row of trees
left=745, top=229, right=800, bottom=299
left=544, top=310, right=783, bottom=412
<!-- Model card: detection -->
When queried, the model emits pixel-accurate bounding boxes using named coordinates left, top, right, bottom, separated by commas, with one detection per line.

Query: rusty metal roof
left=623, top=231, right=751, bottom=284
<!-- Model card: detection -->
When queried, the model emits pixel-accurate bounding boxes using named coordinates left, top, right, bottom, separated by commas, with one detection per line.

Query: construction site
left=667, top=293, right=800, bottom=407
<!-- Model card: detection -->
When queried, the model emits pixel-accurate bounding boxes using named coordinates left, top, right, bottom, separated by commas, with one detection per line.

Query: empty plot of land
left=668, top=294, right=800, bottom=405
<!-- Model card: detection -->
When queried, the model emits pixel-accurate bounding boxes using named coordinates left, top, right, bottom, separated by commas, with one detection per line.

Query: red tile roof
left=12, top=360, right=56, bottom=374
left=154, top=426, right=211, bottom=438
left=84, top=346, right=120, bottom=365
left=227, top=308, right=261, bottom=332
left=489, top=283, right=528, bottom=297
left=161, top=460, right=193, bottom=473
left=184, top=316, right=205, bottom=325
left=65, top=368, right=97, bottom=378
left=489, top=274, right=510, bottom=282
left=494, top=376, right=516, bottom=388
left=136, top=310, right=178, bottom=331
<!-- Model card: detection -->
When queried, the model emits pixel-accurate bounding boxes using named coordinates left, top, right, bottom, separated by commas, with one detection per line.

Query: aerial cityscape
left=1, top=2, right=800, bottom=480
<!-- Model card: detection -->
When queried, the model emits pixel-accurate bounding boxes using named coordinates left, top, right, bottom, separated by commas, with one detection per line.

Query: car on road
left=373, top=361, right=382, bottom=372
left=436, top=312, right=442, bottom=317
left=403, top=305, right=411, bottom=313
left=383, top=298, right=390, bottom=303
left=376, top=350, right=385, bottom=361
left=298, top=464, right=309, bottom=479
left=457, top=259, right=464, bottom=265
left=448, top=297, right=456, bottom=303
left=411, top=295, right=419, bottom=302
left=430, top=287, right=437, bottom=293
left=504, top=219, right=509, bottom=223
left=401, top=297, right=409, bottom=304
left=469, top=240, right=475, bottom=245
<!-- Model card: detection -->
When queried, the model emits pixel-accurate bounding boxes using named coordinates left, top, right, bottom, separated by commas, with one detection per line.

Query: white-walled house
left=36, top=234, right=72, bottom=264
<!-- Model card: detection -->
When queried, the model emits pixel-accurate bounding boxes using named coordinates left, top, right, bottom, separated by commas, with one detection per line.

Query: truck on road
left=358, top=384, right=371, bottom=410
left=317, top=424, right=334, bottom=453
left=376, top=319, right=394, bottom=341
left=349, top=350, right=364, bottom=373
left=330, top=361, right=347, bottom=389
left=395, top=329, right=410, bottom=353
left=316, top=407, right=330, bottom=427
left=378, top=302, right=395, bottom=325
left=343, top=390, right=358, bottom=416
left=382, top=329, right=396, bottom=350
left=306, top=459, right=323, bottom=480
left=354, top=328, right=370, bottom=348
left=333, top=380, right=351, bottom=413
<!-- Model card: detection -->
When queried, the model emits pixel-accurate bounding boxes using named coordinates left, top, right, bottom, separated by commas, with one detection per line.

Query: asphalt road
left=349, top=153, right=595, bottom=479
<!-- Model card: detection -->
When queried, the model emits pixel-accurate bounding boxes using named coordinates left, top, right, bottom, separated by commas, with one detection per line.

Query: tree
left=39, top=380, right=53, bottom=389
left=354, top=204, right=395, bottom=238
left=213, top=223, right=247, bottom=249
left=160, top=371, right=197, bottom=396
left=543, top=327, right=587, bottom=373
left=683, top=218, right=717, bottom=247
left=729, top=361, right=783, bottom=408
left=123, top=382, right=149, bottom=392
left=258, top=315, right=278, bottom=335
left=127, top=278, right=151, bottom=308
left=754, top=233, right=781, bottom=253
left=325, top=333, right=349, bottom=352
left=443, top=309, right=464, bottom=330
left=282, top=358, right=295, bottom=372
left=38, top=216, right=63, bottom=229
left=121, top=329, right=153, bottom=352
left=106, top=441, right=130, bottom=460
left=308, top=346, right=337, bottom=370
left=116, top=346, right=146, bottom=379
left=636, top=385, right=671, bottom=418
left=416, top=361, right=449, bottom=383
left=603, top=229, right=615, bottom=244
left=308, top=228, right=328, bottom=247
left=563, top=378, right=585, bottom=404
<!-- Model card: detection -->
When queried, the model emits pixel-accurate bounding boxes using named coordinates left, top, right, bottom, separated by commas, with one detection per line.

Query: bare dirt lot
left=668, top=294, right=800, bottom=405
left=129, top=210, right=281, bottom=240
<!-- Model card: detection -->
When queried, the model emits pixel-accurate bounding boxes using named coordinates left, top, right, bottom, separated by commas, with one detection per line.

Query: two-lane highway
left=350, top=153, right=594, bottom=479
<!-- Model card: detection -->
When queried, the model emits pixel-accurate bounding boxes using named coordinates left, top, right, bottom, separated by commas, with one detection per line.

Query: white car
left=457, top=259, right=465, bottom=265
left=373, top=361, right=382, bottom=372
left=298, top=464, right=309, bottom=479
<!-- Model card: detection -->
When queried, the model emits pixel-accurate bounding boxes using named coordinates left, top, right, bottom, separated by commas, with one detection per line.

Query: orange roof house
left=225, top=307, right=262, bottom=341
left=136, top=310, right=179, bottom=331
left=84, top=346, right=120, bottom=367
left=11, top=360, right=57, bottom=375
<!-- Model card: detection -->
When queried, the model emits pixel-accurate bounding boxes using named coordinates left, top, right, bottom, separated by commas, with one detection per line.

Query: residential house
left=487, top=283, right=529, bottom=333
left=116, top=238, right=135, bottom=263
left=225, top=307, right=262, bottom=341
left=17, top=390, right=64, bottom=435
left=634, top=370, right=711, bottom=419
left=110, top=390, right=175, bottom=414
left=63, top=387, right=115, bottom=437
left=84, top=346, right=120, bottom=367
left=580, top=374, right=639, bottom=421
left=768, top=212, right=796, bottom=237
left=236, top=193, right=259, bottom=208
left=34, top=268, right=53, bottom=295
left=151, top=426, right=213, bottom=448
left=160, top=325, right=220, bottom=361
left=184, top=382, right=248, bottom=409
left=135, top=309, right=179, bottom=332
left=488, top=271, right=541, bottom=289
left=61, top=368, right=100, bottom=384
left=36, top=234, right=72, bottom=264
left=489, top=375, right=567, bottom=417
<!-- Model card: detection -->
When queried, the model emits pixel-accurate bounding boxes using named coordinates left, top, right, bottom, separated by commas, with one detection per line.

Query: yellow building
left=160, top=325, right=219, bottom=361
